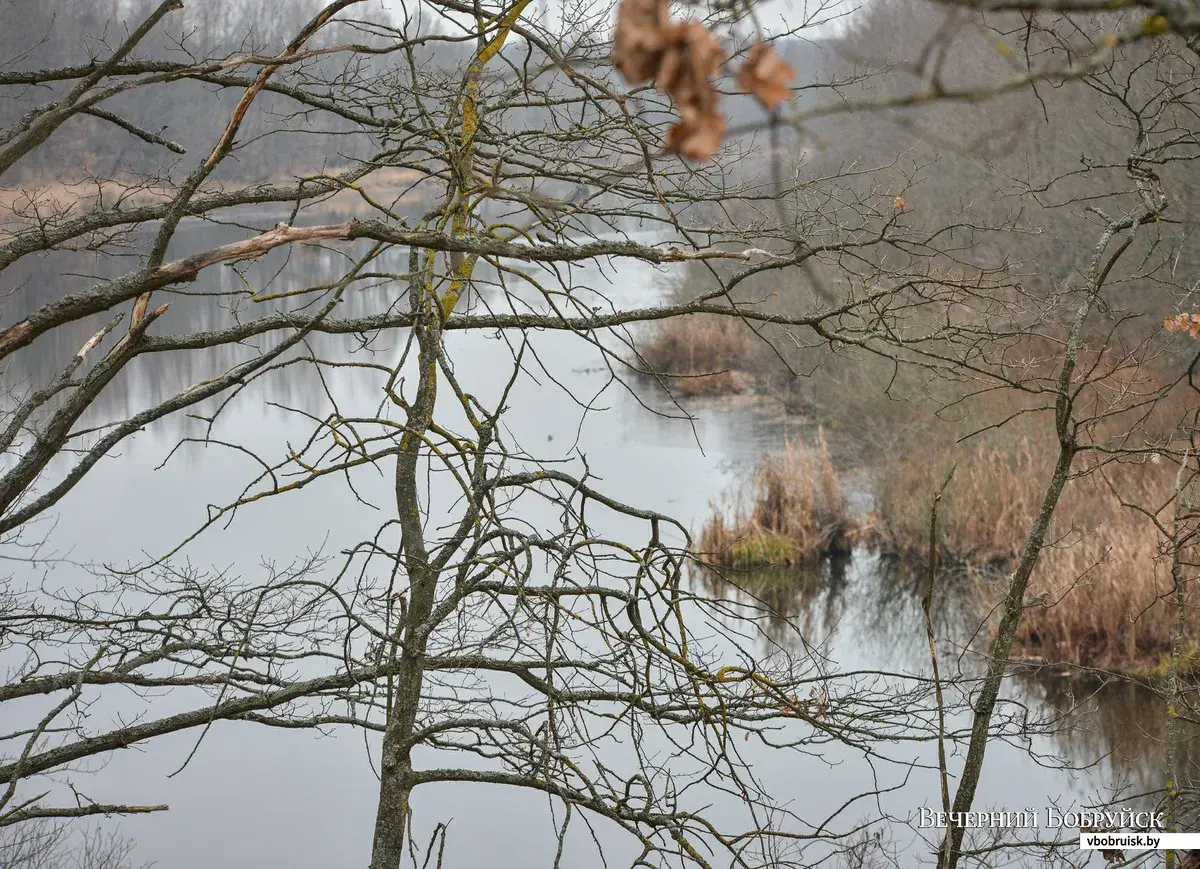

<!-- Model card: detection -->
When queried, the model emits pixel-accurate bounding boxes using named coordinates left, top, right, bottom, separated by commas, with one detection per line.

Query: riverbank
left=644, top=313, right=1196, bottom=678
left=0, top=166, right=425, bottom=237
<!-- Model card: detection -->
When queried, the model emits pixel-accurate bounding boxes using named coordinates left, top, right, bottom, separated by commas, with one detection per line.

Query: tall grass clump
left=1018, top=463, right=1194, bottom=673
left=875, top=420, right=1196, bottom=674
left=876, top=431, right=1050, bottom=566
left=698, top=432, right=859, bottom=569
left=638, top=313, right=756, bottom=395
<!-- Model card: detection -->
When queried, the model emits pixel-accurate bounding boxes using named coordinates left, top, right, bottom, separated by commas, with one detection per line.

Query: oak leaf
left=665, top=108, right=726, bottom=161
left=613, top=0, right=672, bottom=84
left=737, top=42, right=795, bottom=112
left=613, top=1, right=726, bottom=161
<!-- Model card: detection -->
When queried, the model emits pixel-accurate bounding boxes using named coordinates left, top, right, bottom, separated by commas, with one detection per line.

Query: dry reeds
left=698, top=431, right=858, bottom=568
left=638, top=313, right=755, bottom=395
left=647, top=248, right=1197, bottom=673
left=1019, top=463, right=1194, bottom=673
left=876, top=432, right=1050, bottom=566
left=875, top=422, right=1197, bottom=674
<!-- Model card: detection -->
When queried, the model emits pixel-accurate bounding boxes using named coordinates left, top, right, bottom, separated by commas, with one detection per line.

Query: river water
left=3, top=218, right=1187, bottom=867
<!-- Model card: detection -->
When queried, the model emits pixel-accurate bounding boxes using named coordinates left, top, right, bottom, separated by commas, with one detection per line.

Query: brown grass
left=876, top=429, right=1050, bottom=566
left=640, top=219, right=1199, bottom=674
left=638, top=313, right=757, bottom=395
left=665, top=308, right=1197, bottom=672
left=875, top=420, right=1196, bottom=674
left=1019, top=462, right=1189, bottom=673
left=698, top=431, right=868, bottom=569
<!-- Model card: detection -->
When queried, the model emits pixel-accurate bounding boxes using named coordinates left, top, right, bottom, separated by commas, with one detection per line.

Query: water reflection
left=700, top=551, right=1200, bottom=857
left=694, top=553, right=984, bottom=673
left=5, top=218, right=1194, bottom=868
left=1031, top=673, right=1200, bottom=828
left=3, top=218, right=419, bottom=421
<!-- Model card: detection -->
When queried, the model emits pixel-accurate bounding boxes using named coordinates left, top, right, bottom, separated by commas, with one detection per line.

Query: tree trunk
left=369, top=272, right=441, bottom=869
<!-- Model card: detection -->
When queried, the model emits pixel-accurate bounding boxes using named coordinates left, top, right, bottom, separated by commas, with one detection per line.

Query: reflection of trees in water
left=1030, top=673, right=1200, bottom=827
left=695, top=553, right=985, bottom=671
left=692, top=558, right=843, bottom=652
left=700, top=551, right=1200, bottom=835
left=862, top=557, right=988, bottom=665
left=1, top=218, right=508, bottom=429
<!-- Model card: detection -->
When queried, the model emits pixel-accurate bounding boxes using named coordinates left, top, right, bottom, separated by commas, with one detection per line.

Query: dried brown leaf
left=658, top=23, right=725, bottom=161
left=613, top=0, right=671, bottom=84
left=665, top=108, right=726, bottom=161
left=613, top=3, right=727, bottom=162
left=737, top=42, right=795, bottom=112
left=1165, top=312, right=1200, bottom=338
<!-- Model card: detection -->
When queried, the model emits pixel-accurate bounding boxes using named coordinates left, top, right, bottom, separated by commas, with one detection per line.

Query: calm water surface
left=4, top=221, right=1185, bottom=868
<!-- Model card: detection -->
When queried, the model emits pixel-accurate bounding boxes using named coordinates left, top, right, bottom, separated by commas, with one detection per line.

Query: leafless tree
left=8, top=0, right=1197, bottom=865
left=0, top=2, right=971, bottom=868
